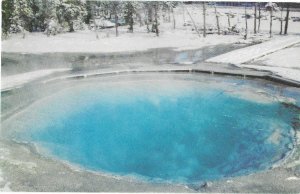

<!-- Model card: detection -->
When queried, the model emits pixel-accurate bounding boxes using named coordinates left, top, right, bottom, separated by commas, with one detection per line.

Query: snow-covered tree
left=265, top=2, right=278, bottom=38
left=124, top=1, right=138, bottom=33
left=257, top=3, right=261, bottom=33
left=244, top=6, right=248, bottom=40
left=254, top=3, right=257, bottom=34
left=161, top=1, right=177, bottom=29
left=225, top=12, right=235, bottom=28
left=38, top=0, right=57, bottom=32
left=142, top=2, right=153, bottom=33
left=56, top=0, right=87, bottom=32
left=2, top=0, right=14, bottom=36
left=277, top=3, right=300, bottom=35
left=214, top=3, right=220, bottom=35
left=153, top=2, right=160, bottom=36
left=284, top=4, right=290, bottom=35
left=278, top=6, right=284, bottom=35
left=203, top=2, right=206, bottom=37
left=11, top=0, right=34, bottom=37
left=142, top=1, right=162, bottom=36
left=107, top=1, right=123, bottom=36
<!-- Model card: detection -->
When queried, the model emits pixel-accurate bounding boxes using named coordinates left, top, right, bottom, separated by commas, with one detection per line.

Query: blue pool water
left=7, top=77, right=298, bottom=183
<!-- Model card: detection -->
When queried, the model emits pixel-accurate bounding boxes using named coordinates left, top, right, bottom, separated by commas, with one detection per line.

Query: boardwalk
left=206, top=36, right=300, bottom=65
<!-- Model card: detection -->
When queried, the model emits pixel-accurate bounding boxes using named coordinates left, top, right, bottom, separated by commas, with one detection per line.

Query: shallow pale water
left=4, top=76, right=297, bottom=183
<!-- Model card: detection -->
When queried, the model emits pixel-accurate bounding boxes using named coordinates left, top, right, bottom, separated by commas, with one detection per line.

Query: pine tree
left=244, top=6, right=248, bottom=40
left=124, top=1, right=137, bottom=33
left=84, top=0, right=93, bottom=24
left=108, top=1, right=123, bottom=36
left=279, top=6, right=283, bottom=35
left=162, top=1, right=177, bottom=29
left=254, top=3, right=257, bottom=34
left=11, top=0, right=34, bottom=37
left=27, top=0, right=41, bottom=32
left=258, top=3, right=261, bottom=33
left=203, top=2, right=206, bottom=37
left=214, top=3, right=220, bottom=35
left=265, top=2, right=278, bottom=38
left=39, top=0, right=57, bottom=31
left=2, top=0, right=15, bottom=36
left=277, top=3, right=300, bottom=35
left=142, top=2, right=153, bottom=33
left=153, top=1, right=160, bottom=36
left=284, top=5, right=290, bottom=35
left=62, top=0, right=86, bottom=32
left=144, top=1, right=162, bottom=36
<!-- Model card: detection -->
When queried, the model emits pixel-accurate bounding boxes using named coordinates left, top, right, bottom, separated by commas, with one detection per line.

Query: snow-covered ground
left=254, top=44, right=300, bottom=68
left=243, top=65, right=300, bottom=82
left=182, top=5, right=300, bottom=35
left=206, top=36, right=300, bottom=64
left=1, top=68, right=71, bottom=91
left=1, top=30, right=242, bottom=53
left=206, top=39, right=300, bottom=82
left=242, top=43, right=300, bottom=82
left=1, top=5, right=300, bottom=84
left=2, top=5, right=300, bottom=53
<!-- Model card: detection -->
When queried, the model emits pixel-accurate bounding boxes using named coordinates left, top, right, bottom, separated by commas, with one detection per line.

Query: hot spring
left=2, top=73, right=298, bottom=184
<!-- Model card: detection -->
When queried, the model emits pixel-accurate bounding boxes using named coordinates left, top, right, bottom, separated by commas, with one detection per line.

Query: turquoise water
left=7, top=78, right=298, bottom=183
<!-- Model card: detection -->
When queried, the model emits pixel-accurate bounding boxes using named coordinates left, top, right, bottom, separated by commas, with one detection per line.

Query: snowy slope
left=253, top=44, right=300, bottom=68
left=1, top=30, right=242, bottom=53
left=243, top=65, right=300, bottom=82
left=1, top=69, right=71, bottom=91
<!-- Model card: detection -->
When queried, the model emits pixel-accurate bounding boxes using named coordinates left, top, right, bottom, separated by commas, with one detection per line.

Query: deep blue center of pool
left=12, top=79, right=296, bottom=183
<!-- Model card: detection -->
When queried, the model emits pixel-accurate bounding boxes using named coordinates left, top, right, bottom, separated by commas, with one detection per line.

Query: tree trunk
left=244, top=6, right=248, bottom=40
left=227, top=15, right=231, bottom=27
left=214, top=5, right=220, bottom=35
left=154, top=2, right=159, bottom=36
left=147, top=6, right=153, bottom=33
left=185, top=7, right=201, bottom=38
left=92, top=6, right=99, bottom=39
left=171, top=7, right=175, bottom=29
left=258, top=4, right=261, bottom=33
left=269, top=10, right=273, bottom=38
left=22, top=28, right=26, bottom=39
left=284, top=6, right=290, bottom=35
left=115, top=13, right=118, bottom=37
left=137, top=13, right=143, bottom=27
left=128, top=5, right=134, bottom=33
left=182, top=3, right=185, bottom=24
left=68, top=21, right=74, bottom=32
left=129, top=14, right=134, bottom=33
left=146, top=21, right=150, bottom=32
left=280, top=8, right=283, bottom=35
left=203, top=2, right=206, bottom=37
left=94, top=19, right=99, bottom=39
left=148, top=7, right=153, bottom=23
left=254, top=3, right=257, bottom=34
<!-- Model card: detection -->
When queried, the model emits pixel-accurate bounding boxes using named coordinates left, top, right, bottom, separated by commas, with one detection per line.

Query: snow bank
left=241, top=43, right=300, bottom=82
left=206, top=36, right=300, bottom=65
left=242, top=65, right=300, bottom=82
left=254, top=44, right=300, bottom=68
left=206, top=37, right=300, bottom=82
left=1, top=68, right=71, bottom=91
left=1, top=30, right=241, bottom=53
